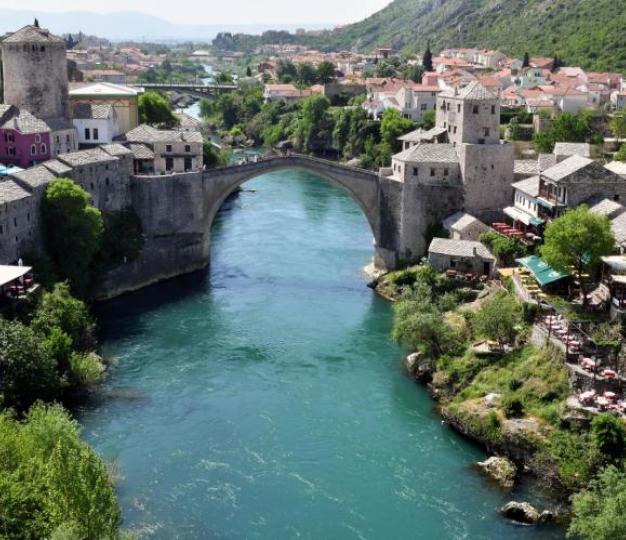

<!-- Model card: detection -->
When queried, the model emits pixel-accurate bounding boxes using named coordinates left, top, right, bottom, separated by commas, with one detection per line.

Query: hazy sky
left=0, top=0, right=393, bottom=25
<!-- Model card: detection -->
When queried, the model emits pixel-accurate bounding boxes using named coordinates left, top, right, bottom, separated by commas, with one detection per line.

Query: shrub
left=591, top=413, right=626, bottom=462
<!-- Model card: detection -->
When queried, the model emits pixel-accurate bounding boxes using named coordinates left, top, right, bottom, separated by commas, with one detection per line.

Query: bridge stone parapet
left=95, top=154, right=455, bottom=299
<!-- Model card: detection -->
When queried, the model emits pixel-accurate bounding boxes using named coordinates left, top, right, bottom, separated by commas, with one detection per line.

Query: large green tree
left=569, top=466, right=626, bottom=539
left=475, top=290, right=522, bottom=350
left=41, top=179, right=104, bottom=296
left=138, top=91, right=177, bottom=127
left=540, top=206, right=615, bottom=306
left=316, top=61, right=336, bottom=84
left=533, top=111, right=593, bottom=153
left=610, top=111, right=626, bottom=142
left=294, top=95, right=332, bottom=152
left=380, top=108, right=415, bottom=152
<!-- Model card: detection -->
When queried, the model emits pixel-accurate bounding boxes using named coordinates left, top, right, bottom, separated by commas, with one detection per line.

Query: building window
left=165, top=157, right=174, bottom=171
left=484, top=128, right=490, bottom=137
left=40, top=46, right=45, bottom=52
left=90, top=182, right=94, bottom=190
left=444, top=168, right=449, bottom=176
left=473, top=105, right=479, bottom=114
left=430, top=168, right=435, bottom=177
left=35, top=134, right=41, bottom=143
left=93, top=128, right=99, bottom=140
left=420, top=104, right=427, bottom=111
left=450, top=259, right=456, bottom=268
left=27, top=212, right=30, bottom=222
left=185, top=145, right=191, bottom=152
left=13, top=217, right=17, bottom=227
left=30, top=144, right=36, bottom=156
left=166, top=145, right=172, bottom=153
left=84, top=128, right=91, bottom=140
left=615, top=194, right=621, bottom=202
left=413, top=167, right=418, bottom=176
left=105, top=164, right=109, bottom=170
left=105, top=178, right=110, bottom=186
left=0, top=225, right=3, bottom=235
left=56, top=135, right=60, bottom=143
left=66, top=134, right=71, bottom=143
left=453, top=126, right=457, bottom=134
left=40, top=143, right=47, bottom=154
left=457, top=104, right=461, bottom=113
left=446, top=102, right=450, bottom=111
left=184, top=157, right=192, bottom=170
left=491, top=105, right=496, bottom=114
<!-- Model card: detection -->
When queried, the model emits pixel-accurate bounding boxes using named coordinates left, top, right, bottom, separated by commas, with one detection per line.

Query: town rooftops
left=512, top=176, right=540, bottom=197
left=542, top=155, right=623, bottom=184
left=514, top=160, right=539, bottom=176
left=42, top=159, right=73, bottom=176
left=44, top=117, right=75, bottom=131
left=0, top=179, right=32, bottom=203
left=553, top=142, right=591, bottom=158
left=442, top=211, right=487, bottom=233
left=11, top=165, right=56, bottom=190
left=72, top=103, right=115, bottom=120
left=394, top=143, right=459, bottom=163
left=121, top=124, right=203, bottom=144
left=428, top=238, right=496, bottom=261
left=398, top=127, right=447, bottom=143
left=58, top=147, right=117, bottom=167
left=100, top=143, right=133, bottom=157
left=440, top=81, right=497, bottom=101
left=586, top=195, right=626, bottom=219
left=1, top=108, right=50, bottom=134
left=611, top=213, right=626, bottom=247
left=69, top=82, right=142, bottom=97
left=127, top=143, right=155, bottom=160
left=2, top=25, right=64, bottom=43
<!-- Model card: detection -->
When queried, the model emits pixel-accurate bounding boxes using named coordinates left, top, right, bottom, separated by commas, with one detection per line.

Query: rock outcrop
left=476, top=456, right=516, bottom=489
left=499, top=501, right=554, bottom=525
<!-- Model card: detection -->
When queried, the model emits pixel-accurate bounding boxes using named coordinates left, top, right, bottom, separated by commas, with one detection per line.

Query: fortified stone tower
left=1, top=24, right=69, bottom=119
left=437, top=82, right=514, bottom=220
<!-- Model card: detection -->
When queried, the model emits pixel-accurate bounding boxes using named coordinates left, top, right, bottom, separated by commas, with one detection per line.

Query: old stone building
left=0, top=179, right=37, bottom=263
left=1, top=25, right=69, bottom=120
left=119, top=125, right=203, bottom=174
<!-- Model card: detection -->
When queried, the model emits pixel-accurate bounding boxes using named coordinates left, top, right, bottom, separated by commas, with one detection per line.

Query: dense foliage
left=41, top=179, right=104, bottom=296
left=138, top=91, right=178, bottom=127
left=533, top=111, right=595, bottom=153
left=0, top=404, right=120, bottom=538
left=474, top=290, right=522, bottom=350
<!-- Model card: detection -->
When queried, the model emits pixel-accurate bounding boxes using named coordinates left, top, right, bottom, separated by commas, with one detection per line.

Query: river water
left=79, top=171, right=564, bottom=539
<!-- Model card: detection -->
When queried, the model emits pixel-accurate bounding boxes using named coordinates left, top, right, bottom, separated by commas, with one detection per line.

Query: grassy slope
left=309, top=0, right=626, bottom=71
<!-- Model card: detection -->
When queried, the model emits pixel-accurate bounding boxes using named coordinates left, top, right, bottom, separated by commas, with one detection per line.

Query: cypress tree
left=522, top=52, right=530, bottom=67
left=422, top=41, right=433, bottom=72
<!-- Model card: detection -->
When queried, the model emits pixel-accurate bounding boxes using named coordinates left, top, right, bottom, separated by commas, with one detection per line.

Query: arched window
left=35, top=134, right=41, bottom=143
left=30, top=144, right=36, bottom=156
left=40, top=143, right=47, bottom=154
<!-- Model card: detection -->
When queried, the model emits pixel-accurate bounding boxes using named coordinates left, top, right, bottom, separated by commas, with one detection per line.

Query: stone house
left=398, top=127, right=448, bottom=150
left=72, top=103, right=120, bottom=146
left=263, top=84, right=315, bottom=104
left=0, top=105, right=51, bottom=168
left=119, top=125, right=203, bottom=175
left=428, top=238, right=496, bottom=276
left=45, top=117, right=78, bottom=157
left=553, top=142, right=592, bottom=163
left=69, top=82, right=141, bottom=135
left=0, top=179, right=37, bottom=263
left=442, top=211, right=490, bottom=241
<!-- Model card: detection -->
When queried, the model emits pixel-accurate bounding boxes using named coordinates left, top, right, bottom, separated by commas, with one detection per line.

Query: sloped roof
left=541, top=155, right=594, bottom=182
left=11, top=165, right=56, bottom=190
left=128, top=143, right=155, bottom=160
left=58, top=147, right=117, bottom=167
left=69, top=82, right=141, bottom=97
left=394, top=143, right=459, bottom=163
left=42, top=159, right=72, bottom=176
left=586, top=195, right=626, bottom=219
left=0, top=108, right=50, bottom=134
left=512, top=176, right=540, bottom=197
left=612, top=213, right=626, bottom=246
left=440, top=81, right=497, bottom=101
left=442, top=211, right=487, bottom=233
left=428, top=238, right=496, bottom=261
left=514, top=160, right=538, bottom=176
left=553, top=142, right=591, bottom=157
left=3, top=25, right=64, bottom=43
left=0, top=179, right=32, bottom=203
left=100, top=143, right=133, bottom=157
left=72, top=103, right=114, bottom=120
left=605, top=161, right=626, bottom=177
left=398, top=127, right=447, bottom=142
left=121, top=124, right=202, bottom=144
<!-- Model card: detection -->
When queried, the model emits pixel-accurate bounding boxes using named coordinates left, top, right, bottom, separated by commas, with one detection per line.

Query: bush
left=591, top=413, right=626, bottom=462
left=67, top=352, right=105, bottom=388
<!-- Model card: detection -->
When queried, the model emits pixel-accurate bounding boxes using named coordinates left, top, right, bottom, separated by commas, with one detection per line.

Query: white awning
left=0, top=265, right=31, bottom=288
left=503, top=206, right=535, bottom=226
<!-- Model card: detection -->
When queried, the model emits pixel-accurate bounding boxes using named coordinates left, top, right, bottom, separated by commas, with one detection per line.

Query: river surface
left=79, top=171, right=564, bottom=539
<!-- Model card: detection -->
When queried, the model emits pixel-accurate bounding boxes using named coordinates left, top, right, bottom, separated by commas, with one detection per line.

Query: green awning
left=516, top=255, right=570, bottom=287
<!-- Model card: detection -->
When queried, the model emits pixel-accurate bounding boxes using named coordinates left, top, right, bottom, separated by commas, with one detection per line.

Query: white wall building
left=72, top=104, right=119, bottom=146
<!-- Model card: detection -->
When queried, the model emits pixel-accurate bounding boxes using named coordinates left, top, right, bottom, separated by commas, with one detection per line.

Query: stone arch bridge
left=97, top=155, right=463, bottom=299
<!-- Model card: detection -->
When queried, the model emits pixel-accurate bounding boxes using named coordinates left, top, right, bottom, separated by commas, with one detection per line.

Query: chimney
left=473, top=246, right=478, bottom=256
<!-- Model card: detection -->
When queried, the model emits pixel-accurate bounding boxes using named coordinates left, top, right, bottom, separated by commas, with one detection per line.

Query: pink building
left=0, top=105, right=51, bottom=168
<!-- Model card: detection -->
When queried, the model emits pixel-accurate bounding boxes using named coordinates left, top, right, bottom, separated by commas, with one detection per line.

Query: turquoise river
left=79, top=169, right=565, bottom=539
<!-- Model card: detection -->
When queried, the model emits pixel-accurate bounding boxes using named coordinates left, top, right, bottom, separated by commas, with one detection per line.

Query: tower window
left=484, top=128, right=490, bottom=137
left=84, top=128, right=91, bottom=140
left=457, top=104, right=461, bottom=113
left=40, top=46, right=45, bottom=52
left=185, top=145, right=191, bottom=152
left=430, top=168, right=435, bottom=177
left=93, top=128, right=99, bottom=140
left=30, top=144, right=36, bottom=156
left=491, top=105, right=496, bottom=114
left=166, top=145, right=172, bottom=153
left=473, top=105, right=479, bottom=114
left=413, top=167, right=418, bottom=176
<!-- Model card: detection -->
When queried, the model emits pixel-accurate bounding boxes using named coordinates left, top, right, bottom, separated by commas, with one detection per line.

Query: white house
left=72, top=103, right=119, bottom=146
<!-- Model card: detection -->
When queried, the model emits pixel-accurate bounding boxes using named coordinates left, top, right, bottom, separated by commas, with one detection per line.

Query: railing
left=130, top=82, right=237, bottom=90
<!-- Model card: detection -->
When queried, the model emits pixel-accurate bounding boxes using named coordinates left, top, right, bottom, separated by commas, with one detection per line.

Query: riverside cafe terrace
left=0, top=265, right=36, bottom=301
left=516, top=255, right=570, bottom=299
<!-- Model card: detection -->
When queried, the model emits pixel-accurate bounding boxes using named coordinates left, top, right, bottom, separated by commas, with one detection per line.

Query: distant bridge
left=129, top=82, right=238, bottom=97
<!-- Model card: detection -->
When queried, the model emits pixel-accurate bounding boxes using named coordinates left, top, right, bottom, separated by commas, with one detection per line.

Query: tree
left=569, top=466, right=626, bottom=540
left=276, top=59, right=297, bottom=83
left=198, top=98, right=213, bottom=119
left=418, top=110, right=435, bottom=130
left=507, top=117, right=523, bottom=140
left=474, top=290, right=521, bottom=350
left=422, top=41, right=433, bottom=72
left=0, top=317, right=60, bottom=410
left=294, top=95, right=332, bottom=151
left=533, top=111, right=593, bottom=152
left=41, top=179, right=104, bottom=296
left=540, top=206, right=615, bottom=307
left=296, top=62, right=318, bottom=87
left=246, top=65, right=252, bottom=77
left=403, top=64, right=424, bottom=83
left=32, top=282, right=96, bottom=352
left=615, top=143, right=626, bottom=162
left=522, top=52, right=530, bottom=67
left=316, top=61, right=336, bottom=84
left=138, top=91, right=177, bottom=127
left=591, top=413, right=626, bottom=461
left=203, top=140, right=229, bottom=168
left=609, top=111, right=626, bottom=142
left=380, top=108, right=415, bottom=152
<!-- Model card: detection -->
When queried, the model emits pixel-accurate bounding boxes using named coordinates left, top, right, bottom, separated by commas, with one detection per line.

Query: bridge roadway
left=130, top=82, right=238, bottom=96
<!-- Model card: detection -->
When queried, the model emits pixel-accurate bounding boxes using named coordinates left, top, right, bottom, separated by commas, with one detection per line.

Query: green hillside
left=307, top=0, right=626, bottom=72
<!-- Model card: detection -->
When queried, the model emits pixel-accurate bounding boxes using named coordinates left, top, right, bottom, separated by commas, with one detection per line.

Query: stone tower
left=1, top=24, right=69, bottom=119
left=437, top=81, right=514, bottom=219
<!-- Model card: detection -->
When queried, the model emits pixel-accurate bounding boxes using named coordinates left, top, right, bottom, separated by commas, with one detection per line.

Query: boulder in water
left=499, top=501, right=541, bottom=525
left=477, top=456, right=516, bottom=489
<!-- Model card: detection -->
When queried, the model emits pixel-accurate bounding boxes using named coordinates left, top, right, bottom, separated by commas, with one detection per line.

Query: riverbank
left=373, top=264, right=626, bottom=533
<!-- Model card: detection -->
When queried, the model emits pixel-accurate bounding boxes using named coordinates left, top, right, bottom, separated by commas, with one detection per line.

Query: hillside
left=307, top=0, right=626, bottom=72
